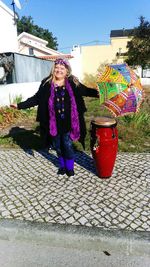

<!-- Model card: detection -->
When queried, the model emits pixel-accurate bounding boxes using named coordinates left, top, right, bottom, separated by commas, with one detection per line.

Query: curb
left=1, top=218, right=150, bottom=240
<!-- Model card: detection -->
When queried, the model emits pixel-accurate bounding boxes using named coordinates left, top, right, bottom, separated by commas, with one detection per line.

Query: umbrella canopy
left=97, top=63, right=144, bottom=116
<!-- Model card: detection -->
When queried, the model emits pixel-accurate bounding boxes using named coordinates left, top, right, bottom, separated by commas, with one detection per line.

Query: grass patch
left=74, top=89, right=150, bottom=153
left=0, top=87, right=150, bottom=152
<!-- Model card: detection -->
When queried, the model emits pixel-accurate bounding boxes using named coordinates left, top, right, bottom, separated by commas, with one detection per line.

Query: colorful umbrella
left=97, top=63, right=144, bottom=116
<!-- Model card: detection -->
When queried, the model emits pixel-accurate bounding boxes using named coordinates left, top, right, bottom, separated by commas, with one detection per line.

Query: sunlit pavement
left=0, top=149, right=149, bottom=232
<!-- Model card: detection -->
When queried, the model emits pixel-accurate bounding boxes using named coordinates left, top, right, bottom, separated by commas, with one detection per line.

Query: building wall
left=0, top=82, right=40, bottom=106
left=18, top=44, right=51, bottom=57
left=70, top=45, right=82, bottom=80
left=81, top=44, right=112, bottom=79
left=110, top=36, right=132, bottom=62
left=80, top=36, right=131, bottom=80
left=18, top=32, right=61, bottom=57
left=0, top=1, right=18, bottom=53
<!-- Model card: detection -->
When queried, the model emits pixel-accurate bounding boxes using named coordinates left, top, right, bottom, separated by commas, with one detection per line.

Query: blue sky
left=3, top=0, right=150, bottom=53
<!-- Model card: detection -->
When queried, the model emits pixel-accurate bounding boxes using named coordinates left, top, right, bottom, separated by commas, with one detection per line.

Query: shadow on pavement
left=74, top=151, right=97, bottom=175
left=3, top=126, right=58, bottom=167
left=4, top=126, right=96, bottom=174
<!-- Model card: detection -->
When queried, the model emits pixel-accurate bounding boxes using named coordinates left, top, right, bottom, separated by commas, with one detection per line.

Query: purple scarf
left=48, top=79, right=80, bottom=141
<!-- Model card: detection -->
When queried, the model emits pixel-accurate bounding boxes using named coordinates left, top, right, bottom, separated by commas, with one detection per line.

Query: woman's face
left=54, top=64, right=68, bottom=80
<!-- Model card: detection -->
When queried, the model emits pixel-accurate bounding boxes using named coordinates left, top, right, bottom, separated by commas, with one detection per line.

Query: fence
left=0, top=53, right=53, bottom=106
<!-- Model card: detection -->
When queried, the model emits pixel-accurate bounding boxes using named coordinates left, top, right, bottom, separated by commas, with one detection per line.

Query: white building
left=18, top=32, right=62, bottom=57
left=0, top=1, right=68, bottom=59
left=0, top=0, right=18, bottom=53
left=70, top=45, right=82, bottom=80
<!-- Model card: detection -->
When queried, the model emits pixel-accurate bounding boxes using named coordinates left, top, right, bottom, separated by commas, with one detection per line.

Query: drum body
left=90, top=117, right=118, bottom=178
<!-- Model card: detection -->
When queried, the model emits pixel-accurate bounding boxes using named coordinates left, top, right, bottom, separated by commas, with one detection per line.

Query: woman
left=11, top=58, right=99, bottom=176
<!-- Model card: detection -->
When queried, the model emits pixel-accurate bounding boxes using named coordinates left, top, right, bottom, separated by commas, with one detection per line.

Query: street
left=0, top=219, right=149, bottom=267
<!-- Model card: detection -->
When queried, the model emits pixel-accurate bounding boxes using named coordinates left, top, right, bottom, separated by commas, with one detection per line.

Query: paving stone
left=78, top=217, right=88, bottom=225
left=65, top=216, right=75, bottom=224
left=73, top=212, right=81, bottom=220
left=0, top=150, right=149, bottom=232
left=1, top=210, right=11, bottom=216
left=62, top=213, right=70, bottom=219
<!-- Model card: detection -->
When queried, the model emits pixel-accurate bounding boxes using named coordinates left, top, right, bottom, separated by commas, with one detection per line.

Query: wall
left=13, top=53, right=52, bottom=83
left=0, top=52, right=53, bottom=84
left=0, top=53, right=53, bottom=106
left=79, top=36, right=131, bottom=81
left=141, top=78, right=150, bottom=86
left=0, top=82, right=40, bottom=106
left=110, top=36, right=132, bottom=60
left=81, top=44, right=112, bottom=79
left=18, top=32, right=61, bottom=57
left=0, top=1, right=18, bottom=53
left=70, top=46, right=82, bottom=80
left=19, top=45, right=50, bottom=57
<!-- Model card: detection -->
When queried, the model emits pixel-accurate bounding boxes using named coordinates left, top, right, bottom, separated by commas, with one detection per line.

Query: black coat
left=18, top=76, right=98, bottom=149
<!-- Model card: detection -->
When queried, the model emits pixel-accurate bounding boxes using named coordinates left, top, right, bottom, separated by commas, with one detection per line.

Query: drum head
left=91, top=117, right=117, bottom=127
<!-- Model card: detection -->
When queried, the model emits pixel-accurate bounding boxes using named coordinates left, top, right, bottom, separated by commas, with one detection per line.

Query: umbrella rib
left=106, top=100, right=121, bottom=113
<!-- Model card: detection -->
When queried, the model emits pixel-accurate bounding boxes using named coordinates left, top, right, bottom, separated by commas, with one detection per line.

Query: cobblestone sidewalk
left=0, top=149, right=149, bottom=232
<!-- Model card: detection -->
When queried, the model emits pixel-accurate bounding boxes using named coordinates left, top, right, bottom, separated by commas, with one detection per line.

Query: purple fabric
left=48, top=80, right=80, bottom=141
left=48, top=82, right=57, bottom=136
left=65, top=159, right=74, bottom=171
left=58, top=157, right=65, bottom=168
left=55, top=58, right=70, bottom=68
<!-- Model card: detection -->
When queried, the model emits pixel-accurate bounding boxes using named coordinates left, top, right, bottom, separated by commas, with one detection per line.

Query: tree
left=17, top=16, right=58, bottom=50
left=126, top=16, right=150, bottom=68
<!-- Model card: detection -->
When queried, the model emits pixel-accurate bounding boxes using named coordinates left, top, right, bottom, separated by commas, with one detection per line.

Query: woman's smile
left=54, top=64, right=68, bottom=80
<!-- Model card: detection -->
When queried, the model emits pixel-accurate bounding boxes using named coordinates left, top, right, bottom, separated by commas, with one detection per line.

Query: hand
left=10, top=103, right=18, bottom=109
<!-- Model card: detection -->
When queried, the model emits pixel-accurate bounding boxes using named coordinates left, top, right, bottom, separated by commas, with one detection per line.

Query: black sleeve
left=78, top=83, right=99, bottom=98
left=17, top=81, right=44, bottom=110
left=17, top=94, right=38, bottom=110
left=68, top=76, right=99, bottom=98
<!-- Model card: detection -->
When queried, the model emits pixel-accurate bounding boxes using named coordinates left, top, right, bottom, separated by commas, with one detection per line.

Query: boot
left=57, top=157, right=66, bottom=175
left=65, top=159, right=74, bottom=176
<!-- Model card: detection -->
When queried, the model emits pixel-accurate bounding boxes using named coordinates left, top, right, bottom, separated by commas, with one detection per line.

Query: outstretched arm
left=69, top=75, right=99, bottom=98
left=17, top=93, right=39, bottom=110
left=79, top=83, right=99, bottom=98
left=10, top=80, right=45, bottom=110
left=10, top=92, right=39, bottom=110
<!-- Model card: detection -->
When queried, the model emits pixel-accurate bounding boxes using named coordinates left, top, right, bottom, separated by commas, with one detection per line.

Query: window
left=142, top=69, right=150, bottom=78
left=29, top=47, right=34, bottom=55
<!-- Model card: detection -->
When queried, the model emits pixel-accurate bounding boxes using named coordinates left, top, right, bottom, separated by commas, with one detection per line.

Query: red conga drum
left=90, top=117, right=118, bottom=179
